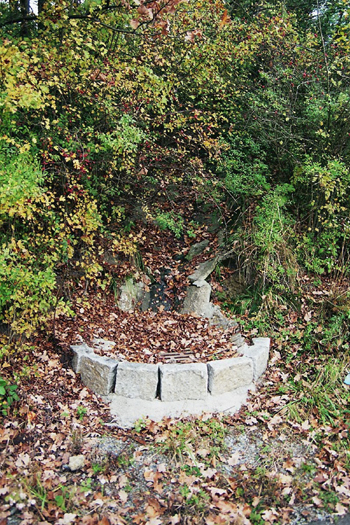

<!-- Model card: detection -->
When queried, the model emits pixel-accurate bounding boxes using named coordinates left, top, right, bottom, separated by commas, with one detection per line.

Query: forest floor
left=0, top=222, right=349, bottom=525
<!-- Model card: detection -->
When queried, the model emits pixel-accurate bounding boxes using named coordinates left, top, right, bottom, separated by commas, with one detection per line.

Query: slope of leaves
left=0, top=261, right=349, bottom=525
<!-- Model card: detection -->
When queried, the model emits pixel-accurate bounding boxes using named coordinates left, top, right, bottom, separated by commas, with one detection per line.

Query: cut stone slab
left=108, top=385, right=253, bottom=428
left=160, top=363, right=208, bottom=402
left=71, top=343, right=94, bottom=373
left=207, top=356, right=253, bottom=396
left=79, top=353, right=118, bottom=396
left=115, top=362, right=159, bottom=401
left=188, top=257, right=219, bottom=283
left=241, top=337, right=270, bottom=380
left=230, top=332, right=245, bottom=348
left=92, top=338, right=116, bottom=352
left=181, top=281, right=211, bottom=316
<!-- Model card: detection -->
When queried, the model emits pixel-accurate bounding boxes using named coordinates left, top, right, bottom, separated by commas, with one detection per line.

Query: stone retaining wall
left=71, top=338, right=270, bottom=401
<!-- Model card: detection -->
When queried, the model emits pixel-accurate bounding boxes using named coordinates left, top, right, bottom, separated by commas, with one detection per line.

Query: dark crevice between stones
left=156, top=367, right=161, bottom=400
left=110, top=365, right=118, bottom=394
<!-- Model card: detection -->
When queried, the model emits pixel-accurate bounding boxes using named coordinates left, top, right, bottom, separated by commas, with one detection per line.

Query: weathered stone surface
left=141, top=291, right=151, bottom=311
left=188, top=257, right=219, bottom=282
left=118, top=279, right=145, bottom=312
left=109, top=386, right=252, bottom=428
left=79, top=353, right=118, bottom=396
left=207, top=356, right=253, bottom=396
left=181, top=281, right=211, bottom=316
left=69, top=455, right=85, bottom=472
left=241, top=337, right=270, bottom=380
left=160, top=363, right=208, bottom=401
left=115, top=362, right=159, bottom=401
left=186, top=240, right=209, bottom=261
left=71, top=343, right=93, bottom=373
left=103, top=251, right=118, bottom=265
left=230, top=332, right=245, bottom=348
left=92, top=338, right=116, bottom=352
left=209, top=305, right=238, bottom=330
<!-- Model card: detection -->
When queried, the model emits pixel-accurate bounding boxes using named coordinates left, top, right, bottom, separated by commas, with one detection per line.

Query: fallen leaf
left=57, top=514, right=77, bottom=525
left=15, top=453, right=31, bottom=469
left=227, top=451, right=241, bottom=466
left=118, top=490, right=128, bottom=504
left=278, top=473, right=293, bottom=485
left=335, top=502, right=347, bottom=515
left=98, top=517, right=111, bottom=525
left=312, top=496, right=323, bottom=507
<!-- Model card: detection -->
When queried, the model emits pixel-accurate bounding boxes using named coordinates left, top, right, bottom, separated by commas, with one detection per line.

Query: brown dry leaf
left=200, top=467, right=217, bottom=479
left=244, top=416, right=258, bottom=426
left=301, top=419, right=311, bottom=430
left=261, top=508, right=279, bottom=522
left=144, top=470, right=156, bottom=483
left=208, top=487, right=227, bottom=498
left=314, top=472, right=329, bottom=483
left=118, top=490, right=128, bottom=504
left=278, top=473, right=293, bottom=485
left=267, top=414, right=283, bottom=429
left=335, top=502, right=348, bottom=515
left=56, top=514, right=77, bottom=525
left=145, top=497, right=163, bottom=516
left=15, top=453, right=31, bottom=469
left=117, top=474, right=129, bottom=488
left=99, top=518, right=112, bottom=525
left=214, top=499, right=239, bottom=516
left=197, top=448, right=210, bottom=458
left=146, top=519, right=162, bottom=525
left=312, top=496, right=323, bottom=507
left=227, top=451, right=241, bottom=466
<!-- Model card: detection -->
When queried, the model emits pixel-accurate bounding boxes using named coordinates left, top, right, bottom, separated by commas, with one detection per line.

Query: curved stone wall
left=71, top=337, right=270, bottom=402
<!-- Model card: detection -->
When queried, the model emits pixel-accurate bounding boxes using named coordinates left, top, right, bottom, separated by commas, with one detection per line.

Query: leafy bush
left=293, top=159, right=350, bottom=274
left=0, top=376, right=19, bottom=416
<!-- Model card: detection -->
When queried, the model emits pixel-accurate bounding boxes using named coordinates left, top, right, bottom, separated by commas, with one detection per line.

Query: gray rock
left=186, top=240, right=209, bottom=261
left=71, top=343, right=93, bottom=373
left=79, top=353, right=118, bottom=396
left=208, top=305, right=238, bottom=330
left=241, top=338, right=270, bottom=380
left=207, top=356, right=253, bottom=396
left=160, top=363, right=208, bottom=401
left=69, top=455, right=85, bottom=471
left=115, top=362, right=159, bottom=401
left=141, top=290, right=151, bottom=311
left=103, top=251, right=118, bottom=265
left=229, top=332, right=245, bottom=348
left=181, top=281, right=211, bottom=316
left=92, top=338, right=116, bottom=352
left=188, top=257, right=219, bottom=282
left=310, top=515, right=350, bottom=525
left=118, top=279, right=145, bottom=312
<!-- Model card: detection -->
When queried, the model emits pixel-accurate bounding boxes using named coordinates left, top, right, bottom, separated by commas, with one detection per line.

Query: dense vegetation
left=1, top=0, right=350, bottom=352
left=1, top=2, right=350, bottom=523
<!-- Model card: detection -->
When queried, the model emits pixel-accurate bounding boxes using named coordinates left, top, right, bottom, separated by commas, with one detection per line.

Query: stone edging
left=71, top=337, right=270, bottom=403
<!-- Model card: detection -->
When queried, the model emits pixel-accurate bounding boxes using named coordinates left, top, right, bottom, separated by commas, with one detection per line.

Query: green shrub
left=0, top=376, right=19, bottom=416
